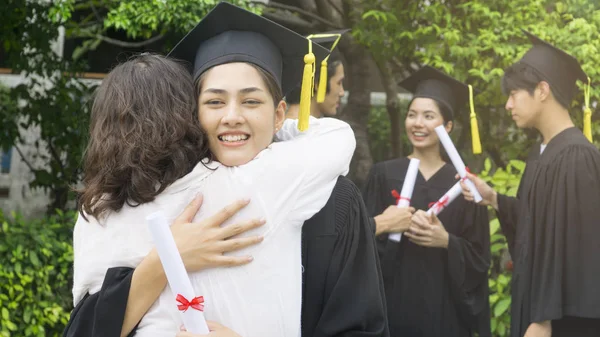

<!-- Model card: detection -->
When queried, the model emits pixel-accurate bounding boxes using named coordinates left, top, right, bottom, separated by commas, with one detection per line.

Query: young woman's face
left=405, top=97, right=452, bottom=150
left=198, top=62, right=286, bottom=166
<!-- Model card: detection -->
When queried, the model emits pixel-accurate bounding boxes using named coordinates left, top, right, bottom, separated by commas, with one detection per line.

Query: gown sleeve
left=361, top=163, right=390, bottom=258
left=312, top=179, right=389, bottom=337
left=63, top=267, right=135, bottom=337
left=445, top=200, right=491, bottom=336
left=529, top=145, right=600, bottom=323
left=496, top=194, right=520, bottom=255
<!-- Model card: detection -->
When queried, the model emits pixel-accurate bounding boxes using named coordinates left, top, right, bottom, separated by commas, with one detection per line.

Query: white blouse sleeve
left=242, top=116, right=355, bottom=225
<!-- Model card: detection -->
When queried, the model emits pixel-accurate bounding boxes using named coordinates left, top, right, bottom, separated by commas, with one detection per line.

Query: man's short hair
left=502, top=62, right=570, bottom=109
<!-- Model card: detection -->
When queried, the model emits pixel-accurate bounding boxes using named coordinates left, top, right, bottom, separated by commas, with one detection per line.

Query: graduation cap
left=307, top=30, right=349, bottom=102
left=167, top=2, right=329, bottom=131
left=285, top=30, right=349, bottom=105
left=518, top=30, right=593, bottom=142
left=399, top=66, right=482, bottom=154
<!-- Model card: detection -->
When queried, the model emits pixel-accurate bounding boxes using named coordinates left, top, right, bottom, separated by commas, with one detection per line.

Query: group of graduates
left=62, top=2, right=600, bottom=337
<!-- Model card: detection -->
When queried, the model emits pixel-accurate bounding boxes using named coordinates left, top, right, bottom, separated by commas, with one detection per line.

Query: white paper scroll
left=147, top=211, right=209, bottom=334
left=389, top=158, right=420, bottom=242
left=426, top=181, right=463, bottom=216
left=434, top=125, right=483, bottom=203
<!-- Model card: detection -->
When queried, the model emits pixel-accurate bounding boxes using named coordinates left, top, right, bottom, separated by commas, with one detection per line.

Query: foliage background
left=2, top=0, right=600, bottom=336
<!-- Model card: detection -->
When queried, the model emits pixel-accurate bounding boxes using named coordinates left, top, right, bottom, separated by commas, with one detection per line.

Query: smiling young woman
left=363, top=66, right=491, bottom=337
left=65, top=3, right=358, bottom=337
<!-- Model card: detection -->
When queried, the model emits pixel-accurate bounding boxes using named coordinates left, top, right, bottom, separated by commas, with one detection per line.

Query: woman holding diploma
left=363, top=66, right=491, bottom=337
left=66, top=3, right=357, bottom=337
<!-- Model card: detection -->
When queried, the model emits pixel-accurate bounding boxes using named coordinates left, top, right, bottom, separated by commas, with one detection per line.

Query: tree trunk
left=338, top=39, right=373, bottom=190
left=375, top=59, right=403, bottom=159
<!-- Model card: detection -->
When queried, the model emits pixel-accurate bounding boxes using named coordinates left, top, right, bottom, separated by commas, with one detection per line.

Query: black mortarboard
left=167, top=2, right=329, bottom=97
left=285, top=29, right=350, bottom=104
left=399, top=65, right=483, bottom=154
left=399, top=66, right=470, bottom=121
left=518, top=29, right=587, bottom=105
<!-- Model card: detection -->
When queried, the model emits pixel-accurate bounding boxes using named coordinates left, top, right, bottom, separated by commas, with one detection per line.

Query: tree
left=1, top=0, right=94, bottom=213
left=355, top=0, right=600, bottom=169
left=1, top=0, right=256, bottom=212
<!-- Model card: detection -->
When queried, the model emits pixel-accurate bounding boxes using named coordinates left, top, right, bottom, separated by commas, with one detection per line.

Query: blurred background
left=1, top=0, right=599, bottom=336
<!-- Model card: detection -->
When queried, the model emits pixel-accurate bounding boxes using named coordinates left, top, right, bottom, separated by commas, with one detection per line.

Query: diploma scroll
left=434, top=125, right=482, bottom=203
left=389, top=158, right=420, bottom=242
left=147, top=211, right=209, bottom=334
left=426, top=181, right=463, bottom=216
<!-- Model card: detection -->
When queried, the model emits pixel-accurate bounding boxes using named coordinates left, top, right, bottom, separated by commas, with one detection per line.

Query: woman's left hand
left=404, top=210, right=450, bottom=249
left=176, top=321, right=241, bottom=337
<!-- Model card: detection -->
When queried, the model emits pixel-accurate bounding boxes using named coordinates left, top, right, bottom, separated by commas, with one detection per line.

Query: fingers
left=407, top=207, right=416, bottom=214
left=213, top=255, right=255, bottom=267
left=207, top=199, right=251, bottom=227
left=206, top=321, right=225, bottom=330
left=406, top=224, right=432, bottom=237
left=217, top=235, right=264, bottom=253
left=411, top=211, right=430, bottom=227
left=176, top=194, right=205, bottom=224
left=219, top=218, right=266, bottom=240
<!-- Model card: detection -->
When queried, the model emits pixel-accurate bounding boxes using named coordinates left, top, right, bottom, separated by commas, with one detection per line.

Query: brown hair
left=195, top=62, right=284, bottom=106
left=78, top=54, right=210, bottom=220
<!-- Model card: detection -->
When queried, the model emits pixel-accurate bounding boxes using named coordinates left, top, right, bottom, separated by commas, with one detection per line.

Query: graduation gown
left=363, top=158, right=491, bottom=337
left=62, top=176, right=389, bottom=337
left=496, top=127, right=600, bottom=337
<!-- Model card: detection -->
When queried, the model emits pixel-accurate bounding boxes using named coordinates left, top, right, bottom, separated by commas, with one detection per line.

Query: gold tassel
left=298, top=48, right=315, bottom=132
left=307, top=33, right=344, bottom=105
left=468, top=84, right=482, bottom=154
left=583, top=77, right=593, bottom=143
left=316, top=60, right=328, bottom=103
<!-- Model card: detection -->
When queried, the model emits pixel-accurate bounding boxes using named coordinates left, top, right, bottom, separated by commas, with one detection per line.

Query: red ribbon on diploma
left=176, top=294, right=205, bottom=312
left=430, top=195, right=450, bottom=214
left=391, top=189, right=410, bottom=204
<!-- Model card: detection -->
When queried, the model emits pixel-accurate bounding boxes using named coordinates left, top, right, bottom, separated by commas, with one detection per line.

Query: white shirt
left=72, top=117, right=356, bottom=337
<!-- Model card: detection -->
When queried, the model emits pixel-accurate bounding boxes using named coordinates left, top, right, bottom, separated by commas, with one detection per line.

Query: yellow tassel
left=316, top=60, right=328, bottom=103
left=584, top=107, right=593, bottom=142
left=298, top=51, right=315, bottom=131
left=583, top=77, right=593, bottom=143
left=468, top=84, right=482, bottom=154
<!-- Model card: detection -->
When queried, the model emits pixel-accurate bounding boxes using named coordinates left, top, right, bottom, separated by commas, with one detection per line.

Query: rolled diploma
left=426, top=181, right=463, bottom=216
left=147, top=211, right=209, bottom=334
left=389, top=158, right=420, bottom=242
left=434, top=125, right=482, bottom=203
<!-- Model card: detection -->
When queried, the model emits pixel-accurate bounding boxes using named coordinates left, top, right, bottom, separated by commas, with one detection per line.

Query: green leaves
left=0, top=209, right=76, bottom=336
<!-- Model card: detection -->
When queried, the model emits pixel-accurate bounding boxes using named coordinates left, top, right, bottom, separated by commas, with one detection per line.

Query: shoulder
left=370, top=157, right=409, bottom=176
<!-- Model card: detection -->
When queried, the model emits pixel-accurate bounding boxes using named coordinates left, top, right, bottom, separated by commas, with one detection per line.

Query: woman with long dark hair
left=363, top=66, right=491, bottom=337
left=66, top=3, right=357, bottom=337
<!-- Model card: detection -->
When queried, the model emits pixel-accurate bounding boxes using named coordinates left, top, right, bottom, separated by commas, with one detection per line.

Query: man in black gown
left=461, top=30, right=600, bottom=337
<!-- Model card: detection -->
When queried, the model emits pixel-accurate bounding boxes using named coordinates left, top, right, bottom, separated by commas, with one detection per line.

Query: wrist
left=374, top=215, right=388, bottom=235
left=442, top=231, right=450, bottom=249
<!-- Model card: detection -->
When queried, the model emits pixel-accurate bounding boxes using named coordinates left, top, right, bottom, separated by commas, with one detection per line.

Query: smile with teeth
left=412, top=132, right=428, bottom=137
left=218, top=134, right=250, bottom=142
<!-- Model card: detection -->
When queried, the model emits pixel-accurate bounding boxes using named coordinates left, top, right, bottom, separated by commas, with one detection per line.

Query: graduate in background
left=363, top=66, right=491, bottom=337
left=460, top=30, right=600, bottom=337
left=285, top=30, right=348, bottom=119
left=286, top=29, right=389, bottom=337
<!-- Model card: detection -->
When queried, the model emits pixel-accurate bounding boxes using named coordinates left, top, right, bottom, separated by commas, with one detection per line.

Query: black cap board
left=285, top=29, right=349, bottom=104
left=518, top=29, right=587, bottom=105
left=398, top=65, right=471, bottom=121
left=167, top=2, right=329, bottom=96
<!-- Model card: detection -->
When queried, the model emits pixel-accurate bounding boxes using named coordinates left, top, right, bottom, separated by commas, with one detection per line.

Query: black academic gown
left=63, top=176, right=389, bottom=337
left=363, top=158, right=491, bottom=337
left=496, top=127, right=600, bottom=337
